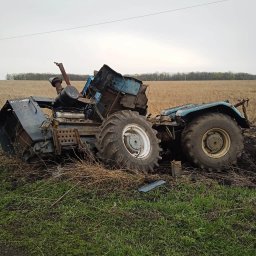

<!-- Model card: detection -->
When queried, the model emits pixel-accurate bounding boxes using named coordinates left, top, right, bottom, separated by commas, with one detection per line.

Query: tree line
left=130, top=72, right=256, bottom=81
left=6, top=72, right=256, bottom=81
left=6, top=73, right=89, bottom=81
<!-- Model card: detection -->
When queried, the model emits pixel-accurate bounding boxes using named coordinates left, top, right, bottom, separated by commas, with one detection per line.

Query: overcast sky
left=0, top=0, right=255, bottom=79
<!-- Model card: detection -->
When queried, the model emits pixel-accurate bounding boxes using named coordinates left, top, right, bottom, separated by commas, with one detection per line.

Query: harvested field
left=0, top=80, right=256, bottom=122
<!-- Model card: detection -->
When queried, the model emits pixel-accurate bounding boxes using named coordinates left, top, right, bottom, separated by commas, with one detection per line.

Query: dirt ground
left=0, top=80, right=255, bottom=188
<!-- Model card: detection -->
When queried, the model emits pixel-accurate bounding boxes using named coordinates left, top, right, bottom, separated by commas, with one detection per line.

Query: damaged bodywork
left=0, top=62, right=251, bottom=171
left=0, top=63, right=152, bottom=167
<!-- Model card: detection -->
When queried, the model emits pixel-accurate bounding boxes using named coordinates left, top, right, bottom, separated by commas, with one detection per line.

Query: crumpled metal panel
left=111, top=75, right=141, bottom=95
left=91, top=64, right=141, bottom=96
left=0, top=97, right=51, bottom=143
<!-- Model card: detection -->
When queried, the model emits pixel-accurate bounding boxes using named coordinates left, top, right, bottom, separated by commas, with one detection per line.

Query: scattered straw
left=1, top=128, right=256, bottom=191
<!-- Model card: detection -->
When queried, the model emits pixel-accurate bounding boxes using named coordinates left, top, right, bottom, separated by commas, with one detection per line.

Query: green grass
left=0, top=168, right=255, bottom=256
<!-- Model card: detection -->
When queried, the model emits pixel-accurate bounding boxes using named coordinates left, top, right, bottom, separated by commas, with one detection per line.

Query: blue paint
left=94, top=92, right=102, bottom=103
left=81, top=75, right=94, bottom=96
left=91, top=65, right=142, bottom=96
left=162, top=101, right=245, bottom=119
left=111, top=76, right=141, bottom=95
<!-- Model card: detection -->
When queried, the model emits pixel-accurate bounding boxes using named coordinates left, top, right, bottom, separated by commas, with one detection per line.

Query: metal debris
left=171, top=161, right=183, bottom=177
left=138, top=180, right=166, bottom=192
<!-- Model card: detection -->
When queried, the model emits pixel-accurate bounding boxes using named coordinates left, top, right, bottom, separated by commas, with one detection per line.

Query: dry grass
left=0, top=80, right=256, bottom=188
left=0, top=80, right=255, bottom=122
left=0, top=150, right=163, bottom=191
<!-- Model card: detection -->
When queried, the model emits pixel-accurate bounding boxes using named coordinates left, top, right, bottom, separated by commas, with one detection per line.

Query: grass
left=0, top=80, right=256, bottom=255
left=0, top=166, right=255, bottom=256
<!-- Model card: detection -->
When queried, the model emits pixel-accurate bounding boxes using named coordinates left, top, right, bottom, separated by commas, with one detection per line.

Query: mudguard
left=161, top=101, right=250, bottom=128
left=0, top=97, right=52, bottom=156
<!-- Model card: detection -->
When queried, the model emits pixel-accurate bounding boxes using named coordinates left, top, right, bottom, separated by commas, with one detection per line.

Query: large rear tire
left=96, top=110, right=161, bottom=171
left=181, top=113, right=244, bottom=170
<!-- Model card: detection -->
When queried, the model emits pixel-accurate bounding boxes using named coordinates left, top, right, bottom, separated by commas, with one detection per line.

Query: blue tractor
left=0, top=63, right=250, bottom=171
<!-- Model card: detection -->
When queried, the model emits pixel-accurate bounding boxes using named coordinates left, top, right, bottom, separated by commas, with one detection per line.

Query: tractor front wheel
left=181, top=113, right=244, bottom=170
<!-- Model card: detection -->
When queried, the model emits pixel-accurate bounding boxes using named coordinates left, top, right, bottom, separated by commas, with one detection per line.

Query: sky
left=0, top=0, right=255, bottom=79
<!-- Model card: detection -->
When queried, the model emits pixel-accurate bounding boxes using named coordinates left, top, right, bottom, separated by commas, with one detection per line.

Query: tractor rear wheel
left=181, top=113, right=244, bottom=170
left=96, top=110, right=161, bottom=171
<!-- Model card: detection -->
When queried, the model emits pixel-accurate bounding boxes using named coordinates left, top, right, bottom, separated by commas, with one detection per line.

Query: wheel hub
left=122, top=124, right=151, bottom=159
left=205, top=133, right=224, bottom=153
left=202, top=128, right=231, bottom=159
left=124, top=133, right=142, bottom=152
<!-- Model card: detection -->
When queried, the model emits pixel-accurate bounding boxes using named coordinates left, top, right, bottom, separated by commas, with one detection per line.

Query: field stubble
left=0, top=80, right=255, bottom=123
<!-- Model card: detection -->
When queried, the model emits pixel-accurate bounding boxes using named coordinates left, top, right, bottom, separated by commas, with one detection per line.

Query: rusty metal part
left=234, top=98, right=249, bottom=108
left=49, top=77, right=63, bottom=94
left=14, top=125, right=33, bottom=156
left=243, top=105, right=249, bottom=122
left=54, top=62, right=71, bottom=86
left=107, top=91, right=121, bottom=116
left=148, top=115, right=174, bottom=126
left=52, top=127, right=99, bottom=155
left=171, top=161, right=182, bottom=177
left=54, top=82, right=63, bottom=94
left=52, top=128, right=80, bottom=155
left=63, top=124, right=100, bottom=135
left=54, top=118, right=95, bottom=125
left=77, top=97, right=96, bottom=104
left=52, top=115, right=100, bottom=135
left=120, top=84, right=148, bottom=111
left=76, top=126, right=100, bottom=136
left=234, top=98, right=249, bottom=122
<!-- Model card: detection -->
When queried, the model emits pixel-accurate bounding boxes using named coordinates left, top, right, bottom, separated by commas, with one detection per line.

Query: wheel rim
left=122, top=124, right=151, bottom=159
left=202, top=128, right=231, bottom=159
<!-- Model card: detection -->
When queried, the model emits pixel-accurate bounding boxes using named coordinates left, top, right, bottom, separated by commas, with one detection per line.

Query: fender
left=175, top=101, right=250, bottom=128
left=161, top=101, right=250, bottom=128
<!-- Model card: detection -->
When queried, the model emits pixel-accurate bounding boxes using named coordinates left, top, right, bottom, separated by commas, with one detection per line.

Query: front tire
left=181, top=113, right=244, bottom=170
left=96, top=110, right=161, bottom=171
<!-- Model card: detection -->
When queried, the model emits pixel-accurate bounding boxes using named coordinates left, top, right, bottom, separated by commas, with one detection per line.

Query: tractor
left=0, top=63, right=250, bottom=171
